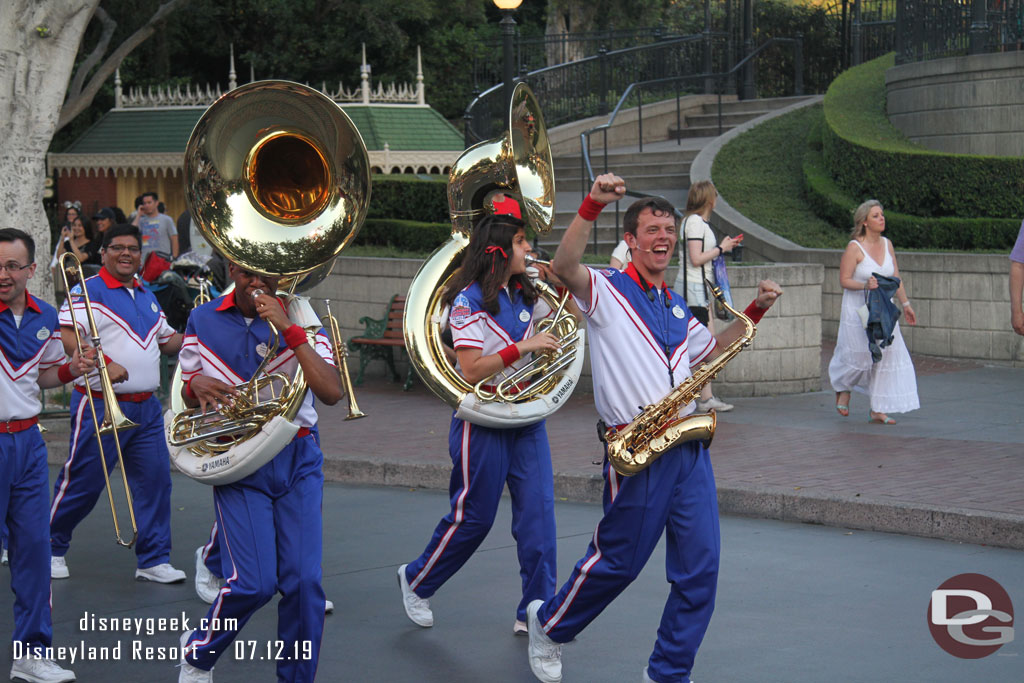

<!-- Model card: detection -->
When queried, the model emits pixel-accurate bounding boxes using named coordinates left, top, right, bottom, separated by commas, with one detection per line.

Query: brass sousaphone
left=167, top=80, right=370, bottom=484
left=403, top=83, right=585, bottom=427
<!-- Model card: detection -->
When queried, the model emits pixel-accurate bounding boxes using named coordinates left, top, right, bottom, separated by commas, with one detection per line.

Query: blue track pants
left=1, top=428, right=53, bottom=651
left=49, top=393, right=172, bottom=568
left=536, top=442, right=720, bottom=683
left=184, top=435, right=325, bottom=683
left=404, top=417, right=557, bottom=622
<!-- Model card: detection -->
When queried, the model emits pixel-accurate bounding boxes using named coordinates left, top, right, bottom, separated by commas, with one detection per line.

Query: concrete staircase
left=537, top=95, right=813, bottom=256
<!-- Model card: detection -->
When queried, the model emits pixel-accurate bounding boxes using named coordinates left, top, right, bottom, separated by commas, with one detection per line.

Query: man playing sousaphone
left=176, top=263, right=342, bottom=683
left=524, top=174, right=783, bottom=683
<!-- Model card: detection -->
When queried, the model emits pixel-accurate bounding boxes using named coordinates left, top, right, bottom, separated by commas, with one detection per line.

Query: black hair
left=0, top=228, right=36, bottom=262
left=623, top=196, right=678, bottom=236
left=441, top=214, right=536, bottom=315
left=102, top=224, right=142, bottom=249
left=111, top=206, right=127, bottom=224
left=142, top=191, right=159, bottom=203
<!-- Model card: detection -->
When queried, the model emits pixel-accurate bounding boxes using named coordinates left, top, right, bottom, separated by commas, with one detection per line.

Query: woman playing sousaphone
left=397, top=206, right=562, bottom=637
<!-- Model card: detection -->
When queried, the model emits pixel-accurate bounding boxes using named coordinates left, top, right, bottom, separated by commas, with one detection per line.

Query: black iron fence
left=471, top=27, right=689, bottom=93
left=465, top=33, right=733, bottom=145
left=894, top=0, right=1023, bottom=64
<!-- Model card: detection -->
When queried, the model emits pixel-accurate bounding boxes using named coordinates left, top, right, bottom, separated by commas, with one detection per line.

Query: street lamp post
left=494, top=0, right=523, bottom=109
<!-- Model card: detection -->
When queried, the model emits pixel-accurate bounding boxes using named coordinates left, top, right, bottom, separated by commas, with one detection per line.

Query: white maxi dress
left=827, top=238, right=920, bottom=414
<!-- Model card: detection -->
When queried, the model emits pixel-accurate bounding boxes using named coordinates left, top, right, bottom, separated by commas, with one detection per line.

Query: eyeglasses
left=105, top=244, right=141, bottom=254
left=0, top=262, right=32, bottom=274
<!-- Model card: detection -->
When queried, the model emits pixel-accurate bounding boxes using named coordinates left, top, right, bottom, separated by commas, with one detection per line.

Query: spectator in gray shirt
left=135, top=192, right=178, bottom=259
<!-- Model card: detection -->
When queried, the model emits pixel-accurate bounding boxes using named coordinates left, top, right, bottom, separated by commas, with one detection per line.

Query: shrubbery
left=355, top=218, right=449, bottom=252
left=821, top=53, right=1024, bottom=223
left=367, top=175, right=448, bottom=223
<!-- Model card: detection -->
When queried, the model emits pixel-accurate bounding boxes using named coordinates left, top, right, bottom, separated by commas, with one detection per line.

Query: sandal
left=835, top=403, right=849, bottom=417
left=869, top=412, right=896, bottom=425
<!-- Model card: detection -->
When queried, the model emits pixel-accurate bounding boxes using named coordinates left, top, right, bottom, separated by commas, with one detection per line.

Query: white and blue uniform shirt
left=448, top=281, right=552, bottom=387
left=0, top=292, right=66, bottom=420
left=58, top=267, right=176, bottom=394
left=574, top=263, right=716, bottom=427
left=178, top=293, right=335, bottom=429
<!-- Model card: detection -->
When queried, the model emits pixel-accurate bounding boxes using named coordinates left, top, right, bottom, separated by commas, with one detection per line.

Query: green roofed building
left=48, top=47, right=464, bottom=221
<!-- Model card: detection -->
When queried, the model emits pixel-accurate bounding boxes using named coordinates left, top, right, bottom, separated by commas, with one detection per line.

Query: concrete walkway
left=303, top=347, right=1024, bottom=550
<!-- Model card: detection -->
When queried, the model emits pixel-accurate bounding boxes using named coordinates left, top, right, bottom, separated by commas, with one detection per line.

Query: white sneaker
left=397, top=564, right=432, bottom=627
left=136, top=563, right=186, bottom=584
left=10, top=655, right=76, bottom=682
left=514, top=619, right=528, bottom=636
left=50, top=556, right=69, bottom=580
left=696, top=396, right=733, bottom=412
left=526, top=600, right=561, bottom=683
left=1, top=548, right=8, bottom=565
left=325, top=599, right=334, bottom=614
left=194, top=547, right=223, bottom=604
left=178, top=631, right=212, bottom=682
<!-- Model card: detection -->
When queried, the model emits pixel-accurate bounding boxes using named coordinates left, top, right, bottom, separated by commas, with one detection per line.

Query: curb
left=322, top=459, right=1024, bottom=552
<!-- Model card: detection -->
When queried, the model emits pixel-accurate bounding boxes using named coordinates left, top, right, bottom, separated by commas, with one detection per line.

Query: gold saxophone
left=605, top=279, right=756, bottom=476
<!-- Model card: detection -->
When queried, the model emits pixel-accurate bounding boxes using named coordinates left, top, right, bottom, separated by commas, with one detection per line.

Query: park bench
left=348, top=294, right=415, bottom=391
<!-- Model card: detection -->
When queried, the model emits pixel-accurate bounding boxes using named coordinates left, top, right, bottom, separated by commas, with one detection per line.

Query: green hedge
left=355, top=218, right=450, bottom=252
left=804, top=146, right=1021, bottom=250
left=368, top=175, right=448, bottom=223
left=822, top=53, right=1024, bottom=219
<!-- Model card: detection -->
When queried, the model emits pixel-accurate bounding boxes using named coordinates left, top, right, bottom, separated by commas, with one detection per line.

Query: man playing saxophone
left=524, top=174, right=782, bottom=683
left=177, top=262, right=342, bottom=683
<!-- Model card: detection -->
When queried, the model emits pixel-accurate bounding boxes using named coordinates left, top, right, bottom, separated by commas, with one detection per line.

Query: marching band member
left=0, top=228, right=92, bottom=683
left=49, top=225, right=185, bottom=583
left=524, top=176, right=782, bottom=683
left=397, top=212, right=560, bottom=637
left=177, top=262, right=342, bottom=683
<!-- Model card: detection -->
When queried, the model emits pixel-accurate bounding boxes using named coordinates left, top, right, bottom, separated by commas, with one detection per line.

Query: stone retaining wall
left=886, top=51, right=1024, bottom=156
left=306, top=257, right=823, bottom=396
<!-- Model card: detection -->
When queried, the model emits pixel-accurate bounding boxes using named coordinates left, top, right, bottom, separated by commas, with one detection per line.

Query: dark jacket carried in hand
left=865, top=273, right=901, bottom=363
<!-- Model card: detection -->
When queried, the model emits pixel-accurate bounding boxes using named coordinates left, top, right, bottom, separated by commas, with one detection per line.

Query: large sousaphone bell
left=403, top=83, right=585, bottom=427
left=167, top=80, right=370, bottom=484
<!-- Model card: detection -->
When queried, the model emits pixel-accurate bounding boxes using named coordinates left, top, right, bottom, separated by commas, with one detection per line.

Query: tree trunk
left=0, top=1, right=100, bottom=304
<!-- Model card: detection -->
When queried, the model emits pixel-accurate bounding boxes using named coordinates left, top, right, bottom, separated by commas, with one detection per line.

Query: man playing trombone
left=177, top=262, right=342, bottom=683
left=0, top=228, right=94, bottom=683
left=49, top=224, right=185, bottom=582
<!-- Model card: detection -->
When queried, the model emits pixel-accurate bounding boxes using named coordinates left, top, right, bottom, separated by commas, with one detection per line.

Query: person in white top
left=673, top=180, right=741, bottom=413
left=524, top=173, right=782, bottom=683
left=609, top=239, right=630, bottom=270
left=828, top=200, right=919, bottom=424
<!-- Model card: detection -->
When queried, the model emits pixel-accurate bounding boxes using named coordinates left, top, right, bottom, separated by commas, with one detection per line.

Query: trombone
left=322, top=299, right=365, bottom=420
left=59, top=252, right=139, bottom=547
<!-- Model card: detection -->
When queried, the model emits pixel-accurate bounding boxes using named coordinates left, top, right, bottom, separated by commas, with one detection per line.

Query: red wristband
left=743, top=300, right=767, bottom=324
left=577, top=195, right=607, bottom=222
left=497, top=344, right=521, bottom=367
left=282, top=324, right=308, bottom=350
left=185, top=375, right=198, bottom=401
left=57, top=363, right=75, bottom=384
left=102, top=354, right=113, bottom=366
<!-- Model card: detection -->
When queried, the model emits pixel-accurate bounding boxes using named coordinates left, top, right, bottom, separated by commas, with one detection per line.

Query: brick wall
left=55, top=172, right=118, bottom=220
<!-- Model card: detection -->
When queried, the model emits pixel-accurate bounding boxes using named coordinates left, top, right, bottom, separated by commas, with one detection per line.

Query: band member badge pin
left=256, top=342, right=270, bottom=358
left=519, top=310, right=530, bottom=323
left=672, top=305, right=685, bottom=319
left=151, top=302, right=159, bottom=313
left=37, top=326, right=50, bottom=340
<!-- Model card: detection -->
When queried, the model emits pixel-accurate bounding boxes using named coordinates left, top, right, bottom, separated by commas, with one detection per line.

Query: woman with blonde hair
left=828, top=200, right=919, bottom=423
left=673, top=180, right=741, bottom=412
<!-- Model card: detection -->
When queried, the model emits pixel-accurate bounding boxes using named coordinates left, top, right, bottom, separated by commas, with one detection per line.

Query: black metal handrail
left=579, top=37, right=804, bottom=252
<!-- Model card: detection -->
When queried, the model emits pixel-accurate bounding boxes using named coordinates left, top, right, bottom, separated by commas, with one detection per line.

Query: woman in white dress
left=828, top=200, right=919, bottom=424
left=673, top=180, right=741, bottom=412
